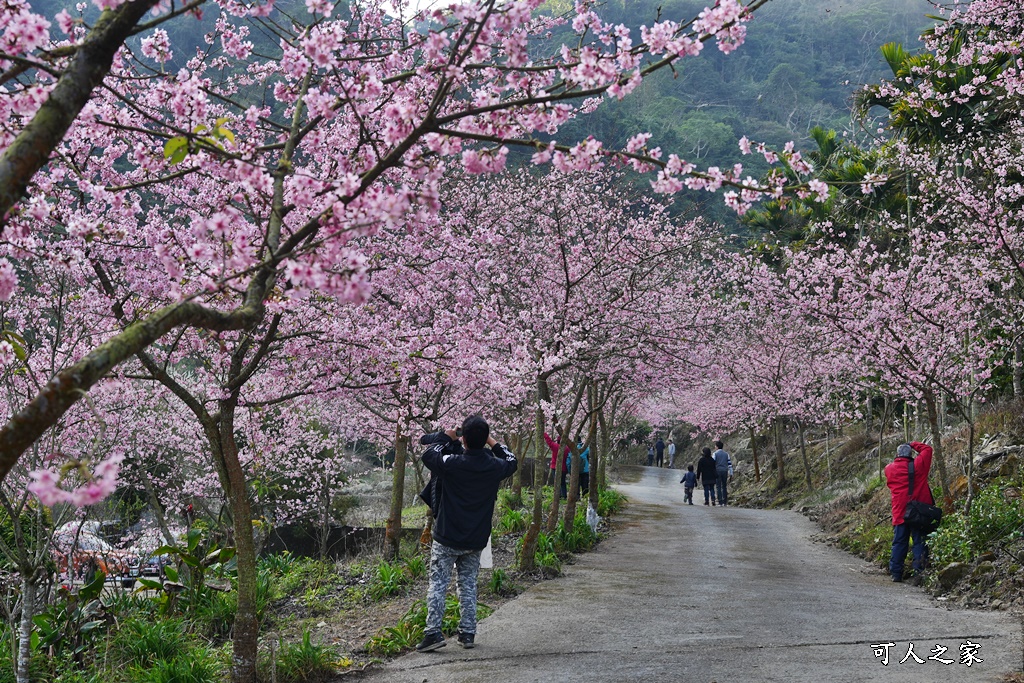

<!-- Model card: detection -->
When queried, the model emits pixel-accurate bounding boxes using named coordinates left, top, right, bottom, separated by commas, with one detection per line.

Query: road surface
left=356, top=466, right=1023, bottom=682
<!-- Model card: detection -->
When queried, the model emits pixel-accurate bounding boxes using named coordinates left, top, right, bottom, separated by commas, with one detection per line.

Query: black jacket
left=696, top=454, right=718, bottom=485
left=422, top=436, right=518, bottom=550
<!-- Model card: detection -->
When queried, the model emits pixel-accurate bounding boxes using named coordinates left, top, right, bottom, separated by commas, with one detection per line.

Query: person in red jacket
left=544, top=424, right=569, bottom=500
left=884, top=441, right=934, bottom=582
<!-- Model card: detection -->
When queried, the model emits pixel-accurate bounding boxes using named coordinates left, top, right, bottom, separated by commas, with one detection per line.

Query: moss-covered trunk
left=773, top=416, right=787, bottom=489
left=385, top=419, right=409, bottom=560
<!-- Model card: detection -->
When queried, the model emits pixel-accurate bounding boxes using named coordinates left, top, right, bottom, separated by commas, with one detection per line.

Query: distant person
left=416, top=415, right=517, bottom=652
left=568, top=440, right=591, bottom=497
left=544, top=423, right=569, bottom=499
left=696, top=447, right=718, bottom=506
left=655, top=436, right=665, bottom=467
left=647, top=442, right=655, bottom=467
left=884, top=442, right=935, bottom=583
left=667, top=439, right=676, bottom=468
left=679, top=465, right=697, bottom=505
left=712, top=440, right=733, bottom=506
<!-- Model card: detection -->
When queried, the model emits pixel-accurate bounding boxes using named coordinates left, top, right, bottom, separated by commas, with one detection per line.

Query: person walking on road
left=696, top=448, right=718, bottom=506
left=416, top=415, right=517, bottom=652
left=712, top=440, right=733, bottom=506
left=680, top=465, right=697, bottom=505
left=884, top=442, right=934, bottom=583
left=667, top=439, right=676, bottom=468
left=646, top=442, right=655, bottom=466
left=655, top=436, right=665, bottom=468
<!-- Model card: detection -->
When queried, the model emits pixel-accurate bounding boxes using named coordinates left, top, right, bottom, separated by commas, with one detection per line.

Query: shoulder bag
left=903, top=459, right=943, bottom=533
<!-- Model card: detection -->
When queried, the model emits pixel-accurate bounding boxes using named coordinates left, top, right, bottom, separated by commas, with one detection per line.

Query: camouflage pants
left=425, top=540, right=481, bottom=636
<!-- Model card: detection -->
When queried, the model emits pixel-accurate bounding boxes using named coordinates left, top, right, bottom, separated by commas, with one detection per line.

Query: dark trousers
left=716, top=470, right=729, bottom=506
left=702, top=482, right=716, bottom=505
left=890, top=523, right=927, bottom=579
left=656, top=453, right=664, bottom=467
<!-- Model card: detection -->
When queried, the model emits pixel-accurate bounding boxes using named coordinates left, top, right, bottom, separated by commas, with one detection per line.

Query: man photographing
left=416, top=414, right=517, bottom=652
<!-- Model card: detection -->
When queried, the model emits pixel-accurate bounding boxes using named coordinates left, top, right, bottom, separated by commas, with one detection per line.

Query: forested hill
left=550, top=0, right=935, bottom=224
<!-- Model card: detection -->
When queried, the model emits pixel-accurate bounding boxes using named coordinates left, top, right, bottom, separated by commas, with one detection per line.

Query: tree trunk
left=544, top=387, right=585, bottom=535
left=965, top=414, right=976, bottom=515
left=221, top=401, right=260, bottom=683
left=510, top=432, right=524, bottom=501
left=923, top=390, right=953, bottom=509
left=864, top=395, right=873, bottom=438
left=16, top=573, right=36, bottom=683
left=878, top=395, right=889, bottom=483
left=773, top=417, right=787, bottom=489
left=824, top=425, right=832, bottom=485
left=519, top=377, right=549, bottom=571
left=589, top=404, right=601, bottom=501
left=597, top=406, right=610, bottom=492
left=1015, top=342, right=1023, bottom=398
left=749, top=426, right=761, bottom=483
left=796, top=419, right=813, bottom=490
left=385, top=419, right=408, bottom=560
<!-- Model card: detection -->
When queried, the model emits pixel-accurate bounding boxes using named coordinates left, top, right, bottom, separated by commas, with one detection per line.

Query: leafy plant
left=193, top=590, right=236, bottom=640
left=276, top=557, right=337, bottom=597
left=137, top=528, right=236, bottom=617
left=497, top=489, right=523, bottom=512
left=367, top=596, right=495, bottom=654
left=930, top=481, right=1024, bottom=566
left=487, top=568, right=519, bottom=596
left=596, top=489, right=626, bottom=517
left=259, top=550, right=296, bottom=576
left=112, top=617, right=189, bottom=667
left=531, top=532, right=561, bottom=574
left=365, top=620, right=422, bottom=657
left=369, top=560, right=409, bottom=600
left=33, top=574, right=107, bottom=661
left=265, top=630, right=338, bottom=683
left=497, top=508, right=529, bottom=534
left=556, top=511, right=598, bottom=553
left=404, top=554, right=426, bottom=580
left=129, top=645, right=223, bottom=683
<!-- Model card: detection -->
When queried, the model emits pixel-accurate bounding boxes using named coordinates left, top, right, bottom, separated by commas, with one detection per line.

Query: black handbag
left=903, top=459, right=942, bottom=532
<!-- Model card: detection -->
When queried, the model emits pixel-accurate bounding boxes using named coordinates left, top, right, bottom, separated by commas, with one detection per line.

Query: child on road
left=680, top=465, right=697, bottom=505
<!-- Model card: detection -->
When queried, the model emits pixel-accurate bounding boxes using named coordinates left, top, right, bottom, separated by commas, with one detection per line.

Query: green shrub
left=113, top=617, right=190, bottom=667
left=555, top=511, right=598, bottom=553
left=496, top=508, right=528, bottom=535
left=276, top=557, right=337, bottom=597
left=487, top=568, right=519, bottom=596
left=596, top=489, right=626, bottom=517
left=0, top=628, right=51, bottom=683
left=497, top=489, right=523, bottom=513
left=532, top=532, right=561, bottom=574
left=404, top=554, right=426, bottom=581
left=367, top=596, right=495, bottom=654
left=930, top=482, right=1024, bottom=566
left=259, top=550, right=296, bottom=577
left=267, top=630, right=338, bottom=683
left=369, top=560, right=410, bottom=600
left=129, top=646, right=223, bottom=683
left=194, top=590, right=235, bottom=640
left=365, top=619, right=422, bottom=657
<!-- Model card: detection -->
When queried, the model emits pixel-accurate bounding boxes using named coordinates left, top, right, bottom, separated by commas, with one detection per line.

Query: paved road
left=358, top=466, right=1023, bottom=682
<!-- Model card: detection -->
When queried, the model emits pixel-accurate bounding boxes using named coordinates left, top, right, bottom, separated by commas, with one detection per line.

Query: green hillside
left=550, top=0, right=935, bottom=225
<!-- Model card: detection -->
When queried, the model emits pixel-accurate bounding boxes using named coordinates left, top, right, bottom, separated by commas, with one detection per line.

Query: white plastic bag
left=480, top=537, right=493, bottom=568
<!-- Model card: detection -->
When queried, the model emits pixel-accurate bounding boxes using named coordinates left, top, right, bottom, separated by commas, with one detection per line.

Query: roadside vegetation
left=723, top=399, right=1024, bottom=610
left=0, top=479, right=627, bottom=682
